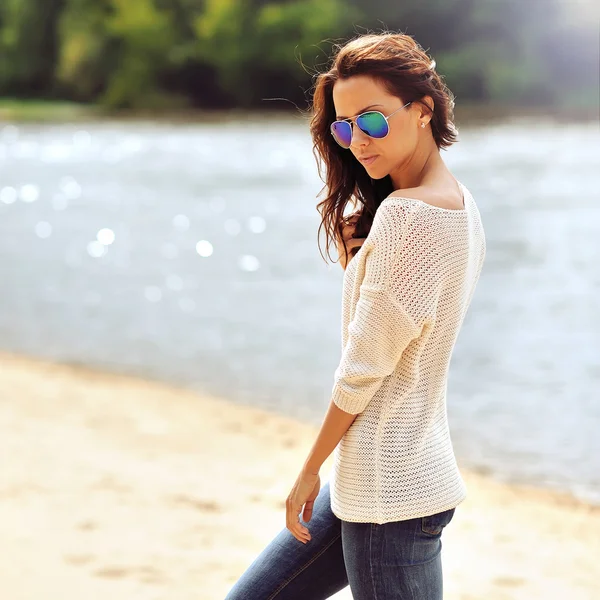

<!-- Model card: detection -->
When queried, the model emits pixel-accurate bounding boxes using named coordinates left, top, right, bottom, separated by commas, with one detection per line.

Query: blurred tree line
left=0, top=0, right=597, bottom=110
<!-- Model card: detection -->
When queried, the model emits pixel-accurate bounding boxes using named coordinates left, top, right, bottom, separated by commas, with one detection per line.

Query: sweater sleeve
left=331, top=200, right=438, bottom=415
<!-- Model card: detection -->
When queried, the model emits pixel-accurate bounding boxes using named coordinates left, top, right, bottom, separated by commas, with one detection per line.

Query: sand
left=0, top=352, right=599, bottom=600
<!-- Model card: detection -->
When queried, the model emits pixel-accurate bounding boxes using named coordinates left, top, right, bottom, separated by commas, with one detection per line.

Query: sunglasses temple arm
left=387, top=100, right=413, bottom=120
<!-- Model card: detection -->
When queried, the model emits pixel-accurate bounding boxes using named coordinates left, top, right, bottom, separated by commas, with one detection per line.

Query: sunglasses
left=330, top=101, right=413, bottom=149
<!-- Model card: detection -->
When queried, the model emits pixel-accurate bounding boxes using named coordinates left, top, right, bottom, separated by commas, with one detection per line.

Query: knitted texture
left=329, top=181, right=486, bottom=524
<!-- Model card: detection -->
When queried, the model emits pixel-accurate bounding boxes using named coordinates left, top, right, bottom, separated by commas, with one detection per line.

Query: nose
left=349, top=123, right=370, bottom=149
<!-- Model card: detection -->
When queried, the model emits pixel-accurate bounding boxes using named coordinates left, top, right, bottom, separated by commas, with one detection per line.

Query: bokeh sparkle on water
left=0, top=116, right=599, bottom=505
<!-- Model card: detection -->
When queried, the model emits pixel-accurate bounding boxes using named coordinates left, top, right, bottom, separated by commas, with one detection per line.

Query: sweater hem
left=330, top=490, right=467, bottom=524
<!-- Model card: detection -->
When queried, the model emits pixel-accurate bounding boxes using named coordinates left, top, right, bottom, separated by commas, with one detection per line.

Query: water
left=0, top=115, right=599, bottom=505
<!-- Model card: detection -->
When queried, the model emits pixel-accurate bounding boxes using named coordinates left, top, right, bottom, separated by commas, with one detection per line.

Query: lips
left=358, top=155, right=379, bottom=166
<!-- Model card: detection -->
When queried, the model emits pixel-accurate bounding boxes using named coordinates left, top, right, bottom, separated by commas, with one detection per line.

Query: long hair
left=309, top=32, right=459, bottom=266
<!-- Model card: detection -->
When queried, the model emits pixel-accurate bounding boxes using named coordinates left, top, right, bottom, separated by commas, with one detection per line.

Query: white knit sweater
left=329, top=181, right=486, bottom=524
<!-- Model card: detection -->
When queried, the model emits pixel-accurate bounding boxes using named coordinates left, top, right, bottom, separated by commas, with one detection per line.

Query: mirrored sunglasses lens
left=356, top=112, right=388, bottom=138
left=331, top=121, right=352, bottom=148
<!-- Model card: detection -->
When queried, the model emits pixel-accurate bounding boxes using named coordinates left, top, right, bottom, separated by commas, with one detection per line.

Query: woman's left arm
left=286, top=400, right=357, bottom=543
left=303, top=399, right=357, bottom=474
left=286, top=201, right=427, bottom=541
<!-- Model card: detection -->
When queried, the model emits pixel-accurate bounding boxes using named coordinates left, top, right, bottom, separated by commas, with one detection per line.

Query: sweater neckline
left=384, top=180, right=470, bottom=213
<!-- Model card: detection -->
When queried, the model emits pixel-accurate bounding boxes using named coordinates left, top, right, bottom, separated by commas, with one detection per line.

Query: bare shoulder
left=386, top=183, right=465, bottom=211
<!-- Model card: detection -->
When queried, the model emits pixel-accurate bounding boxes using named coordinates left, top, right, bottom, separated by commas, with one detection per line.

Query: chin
left=365, top=167, right=389, bottom=180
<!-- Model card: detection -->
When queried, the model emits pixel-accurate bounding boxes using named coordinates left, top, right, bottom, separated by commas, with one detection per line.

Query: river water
left=0, top=114, right=599, bottom=505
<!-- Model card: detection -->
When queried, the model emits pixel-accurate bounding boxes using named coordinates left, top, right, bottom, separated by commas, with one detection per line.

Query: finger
left=296, top=522, right=310, bottom=538
left=286, top=502, right=310, bottom=542
left=296, top=511, right=310, bottom=535
left=285, top=501, right=297, bottom=531
left=288, top=518, right=311, bottom=543
left=294, top=522, right=311, bottom=543
left=293, top=506, right=310, bottom=534
left=347, top=238, right=366, bottom=249
left=302, top=501, right=314, bottom=522
left=293, top=531, right=310, bottom=544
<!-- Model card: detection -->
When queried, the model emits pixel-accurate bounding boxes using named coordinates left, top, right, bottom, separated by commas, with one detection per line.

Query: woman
left=225, top=32, right=486, bottom=600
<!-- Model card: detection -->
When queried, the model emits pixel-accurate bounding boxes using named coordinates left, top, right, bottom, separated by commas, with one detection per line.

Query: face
left=331, top=75, right=426, bottom=179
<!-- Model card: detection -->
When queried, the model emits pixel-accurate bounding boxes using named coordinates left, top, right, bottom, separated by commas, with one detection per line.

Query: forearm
left=303, top=399, right=358, bottom=474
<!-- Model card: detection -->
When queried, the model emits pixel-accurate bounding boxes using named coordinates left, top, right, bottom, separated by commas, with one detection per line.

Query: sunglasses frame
left=330, top=100, right=413, bottom=149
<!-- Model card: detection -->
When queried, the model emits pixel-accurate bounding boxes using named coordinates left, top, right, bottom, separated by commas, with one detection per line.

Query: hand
left=337, top=214, right=366, bottom=270
left=286, top=470, right=320, bottom=544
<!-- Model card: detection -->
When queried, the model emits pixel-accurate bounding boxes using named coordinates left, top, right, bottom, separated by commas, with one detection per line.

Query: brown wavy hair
left=309, top=32, right=459, bottom=266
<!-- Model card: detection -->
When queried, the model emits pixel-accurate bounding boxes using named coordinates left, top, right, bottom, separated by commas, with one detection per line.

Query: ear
left=419, top=95, right=435, bottom=118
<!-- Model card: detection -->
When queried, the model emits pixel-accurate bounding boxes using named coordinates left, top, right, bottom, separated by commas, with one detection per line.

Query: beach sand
left=1, top=352, right=598, bottom=600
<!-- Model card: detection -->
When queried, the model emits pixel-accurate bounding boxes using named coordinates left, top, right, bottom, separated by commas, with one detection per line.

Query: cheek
left=367, top=130, right=411, bottom=174
left=377, top=136, right=404, bottom=164
left=382, top=125, right=417, bottom=162
left=385, top=126, right=410, bottom=152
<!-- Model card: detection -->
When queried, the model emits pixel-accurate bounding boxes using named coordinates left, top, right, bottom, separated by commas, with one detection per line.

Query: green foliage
left=193, top=0, right=253, bottom=95
left=102, top=0, right=181, bottom=108
left=193, top=0, right=359, bottom=106
left=0, top=0, right=597, bottom=110
left=57, top=0, right=185, bottom=108
left=56, top=0, right=112, bottom=100
left=0, top=98, right=100, bottom=121
left=0, top=0, right=65, bottom=95
left=255, top=0, right=359, bottom=69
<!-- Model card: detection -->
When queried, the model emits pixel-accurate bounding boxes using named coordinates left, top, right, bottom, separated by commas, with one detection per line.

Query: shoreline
left=1, top=99, right=599, bottom=124
left=1, top=351, right=598, bottom=599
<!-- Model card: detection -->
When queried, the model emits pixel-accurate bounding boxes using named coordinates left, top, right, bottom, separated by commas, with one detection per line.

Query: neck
left=388, top=137, right=444, bottom=191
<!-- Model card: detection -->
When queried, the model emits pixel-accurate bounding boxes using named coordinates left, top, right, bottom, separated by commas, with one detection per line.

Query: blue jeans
left=224, top=479, right=456, bottom=599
